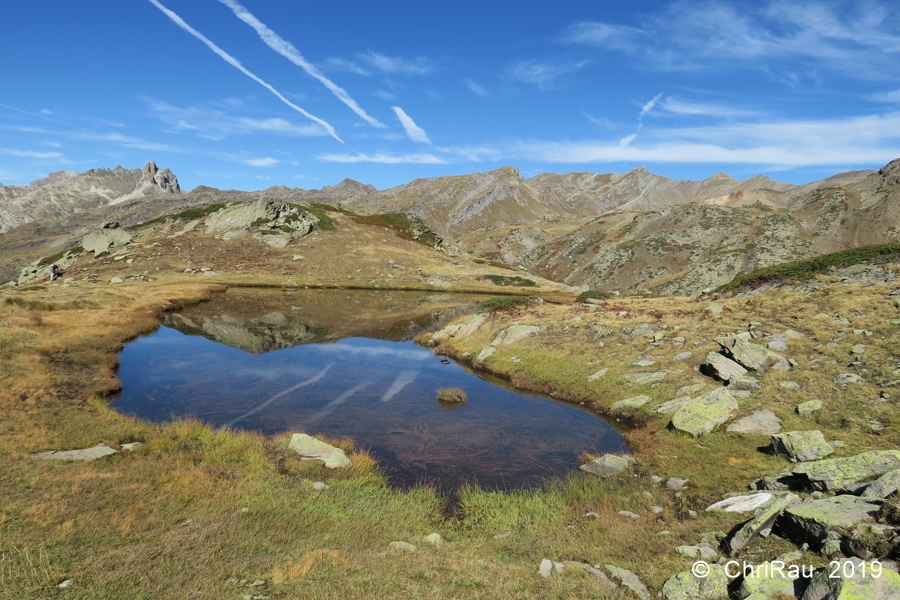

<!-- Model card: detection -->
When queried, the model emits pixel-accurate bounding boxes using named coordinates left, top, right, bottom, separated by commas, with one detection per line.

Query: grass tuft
left=477, top=296, right=530, bottom=313
left=436, top=387, right=466, bottom=403
left=484, top=274, right=536, bottom=287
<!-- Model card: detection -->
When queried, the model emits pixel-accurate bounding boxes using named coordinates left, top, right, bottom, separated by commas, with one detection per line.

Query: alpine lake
left=111, top=288, right=627, bottom=496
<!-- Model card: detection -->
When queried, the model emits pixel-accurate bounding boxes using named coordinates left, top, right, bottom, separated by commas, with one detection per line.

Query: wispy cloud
left=237, top=156, right=279, bottom=167
left=145, top=98, right=326, bottom=138
left=321, top=57, right=371, bottom=76
left=871, top=88, right=900, bottom=103
left=392, top=107, right=431, bottom=144
left=510, top=110, right=900, bottom=167
left=504, top=59, right=590, bottom=90
left=319, top=152, right=446, bottom=164
left=373, top=90, right=398, bottom=101
left=562, top=1, right=900, bottom=79
left=657, top=96, right=763, bottom=117
left=217, top=0, right=384, bottom=128
left=619, top=93, right=661, bottom=147
left=0, top=148, right=63, bottom=159
left=147, top=0, right=342, bottom=142
left=81, top=132, right=182, bottom=152
left=465, top=79, right=491, bottom=97
left=357, top=51, right=433, bottom=75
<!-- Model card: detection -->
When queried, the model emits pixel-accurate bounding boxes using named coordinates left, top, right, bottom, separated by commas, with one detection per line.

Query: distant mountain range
left=1, top=158, right=898, bottom=294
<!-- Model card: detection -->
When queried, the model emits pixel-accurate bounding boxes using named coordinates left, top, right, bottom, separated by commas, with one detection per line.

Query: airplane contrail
left=218, top=0, right=385, bottom=128
left=307, top=382, right=368, bottom=423
left=147, top=0, right=342, bottom=142
left=222, top=364, right=333, bottom=429
left=381, top=370, right=418, bottom=402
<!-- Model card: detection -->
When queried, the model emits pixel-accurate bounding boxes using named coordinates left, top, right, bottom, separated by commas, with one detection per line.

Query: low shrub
left=477, top=296, right=530, bottom=313
left=484, top=274, right=536, bottom=287
left=575, top=290, right=613, bottom=303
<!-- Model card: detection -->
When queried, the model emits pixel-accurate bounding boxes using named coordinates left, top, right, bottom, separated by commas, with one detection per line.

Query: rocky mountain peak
left=28, top=171, right=78, bottom=191
left=322, top=178, right=377, bottom=195
left=141, top=161, right=181, bottom=194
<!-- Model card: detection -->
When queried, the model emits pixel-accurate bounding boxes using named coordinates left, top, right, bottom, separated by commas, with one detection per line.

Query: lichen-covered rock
left=792, top=451, right=900, bottom=491
left=705, top=352, right=748, bottom=381
left=738, top=560, right=809, bottom=599
left=800, top=560, right=900, bottom=599
left=611, top=395, right=651, bottom=411
left=82, top=227, right=132, bottom=257
left=771, top=430, right=834, bottom=462
left=780, top=496, right=881, bottom=548
left=205, top=199, right=318, bottom=242
left=252, top=231, right=292, bottom=248
left=861, top=469, right=900, bottom=499
left=580, top=454, right=635, bottom=478
left=288, top=433, right=350, bottom=468
left=660, top=565, right=728, bottom=600
left=717, top=336, right=790, bottom=372
left=797, top=399, right=823, bottom=418
left=491, top=324, right=540, bottom=346
left=727, top=410, right=782, bottom=435
left=670, top=387, right=738, bottom=437
left=604, top=564, right=650, bottom=600
left=729, top=373, right=761, bottom=390
left=724, top=493, right=800, bottom=556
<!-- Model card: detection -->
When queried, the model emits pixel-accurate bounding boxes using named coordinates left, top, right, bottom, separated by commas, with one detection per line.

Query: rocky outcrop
left=140, top=161, right=181, bottom=194
left=771, top=431, right=834, bottom=462
left=82, top=225, right=132, bottom=258
left=205, top=199, right=318, bottom=245
left=792, top=451, right=900, bottom=491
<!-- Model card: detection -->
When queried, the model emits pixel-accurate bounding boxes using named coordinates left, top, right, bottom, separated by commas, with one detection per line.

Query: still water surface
left=112, top=289, right=626, bottom=493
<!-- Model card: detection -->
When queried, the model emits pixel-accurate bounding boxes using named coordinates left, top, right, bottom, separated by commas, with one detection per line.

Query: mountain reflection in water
left=112, top=289, right=626, bottom=493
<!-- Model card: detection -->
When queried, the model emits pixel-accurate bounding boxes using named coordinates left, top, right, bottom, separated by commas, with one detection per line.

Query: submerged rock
left=670, top=387, right=738, bottom=437
left=288, top=434, right=350, bottom=468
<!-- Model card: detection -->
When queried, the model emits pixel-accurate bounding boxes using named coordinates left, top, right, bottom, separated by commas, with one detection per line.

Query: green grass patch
left=37, top=246, right=83, bottom=267
left=575, top=290, right=613, bottom=303
left=4, top=297, right=98, bottom=311
left=290, top=203, right=336, bottom=231
left=484, top=274, right=536, bottom=287
left=477, top=296, right=530, bottom=313
left=131, top=203, right=231, bottom=229
left=718, top=242, right=900, bottom=293
left=251, top=217, right=273, bottom=227
left=350, top=213, right=440, bottom=247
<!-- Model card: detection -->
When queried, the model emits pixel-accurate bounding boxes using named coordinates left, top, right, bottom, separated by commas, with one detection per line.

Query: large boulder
left=82, top=227, right=132, bottom=257
left=288, top=433, right=350, bottom=468
left=792, top=451, right=900, bottom=491
left=205, top=199, right=318, bottom=241
left=705, top=352, right=748, bottom=381
left=779, top=496, right=881, bottom=549
left=491, top=324, right=540, bottom=346
left=716, top=335, right=790, bottom=372
left=800, top=560, right=900, bottom=599
left=771, top=430, right=834, bottom=462
left=670, top=387, right=738, bottom=437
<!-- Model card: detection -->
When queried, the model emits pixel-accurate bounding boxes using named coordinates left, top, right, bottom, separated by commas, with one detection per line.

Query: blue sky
left=2, top=0, right=900, bottom=191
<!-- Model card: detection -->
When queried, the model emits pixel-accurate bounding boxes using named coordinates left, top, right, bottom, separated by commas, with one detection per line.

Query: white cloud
left=357, top=51, right=433, bottom=75
left=0, top=148, right=63, bottom=159
left=465, top=79, right=491, bottom=97
left=373, top=90, right=398, bottom=101
left=562, top=1, right=900, bottom=79
left=145, top=98, right=326, bottom=137
left=245, top=157, right=279, bottom=167
left=871, top=89, right=900, bottom=103
left=505, top=59, right=590, bottom=90
left=218, top=0, right=384, bottom=128
left=321, top=57, right=371, bottom=76
left=392, top=106, right=431, bottom=144
left=319, top=152, right=447, bottom=164
left=147, top=0, right=341, bottom=142
left=639, top=94, right=663, bottom=118
left=80, top=132, right=182, bottom=152
left=657, top=96, right=763, bottom=117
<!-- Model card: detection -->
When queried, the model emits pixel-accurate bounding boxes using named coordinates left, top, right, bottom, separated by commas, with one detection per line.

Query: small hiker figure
left=49, top=264, right=59, bottom=281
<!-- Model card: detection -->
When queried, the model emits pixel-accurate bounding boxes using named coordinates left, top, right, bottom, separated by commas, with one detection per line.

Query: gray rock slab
left=727, top=410, right=782, bottom=435
left=861, top=469, right=900, bottom=499
left=670, top=387, right=738, bottom=437
left=389, top=541, right=415, bottom=552
left=666, top=477, right=689, bottom=491
left=767, top=340, right=788, bottom=352
left=706, top=352, right=748, bottom=381
left=792, top=451, right=900, bottom=491
left=674, top=352, right=693, bottom=361
left=652, top=396, right=692, bottom=414
left=724, top=493, right=800, bottom=556
left=538, top=559, right=552, bottom=578
left=288, top=434, right=350, bottom=468
left=717, top=336, right=790, bottom=372
left=611, top=395, right=651, bottom=411
left=729, top=373, right=760, bottom=390
left=33, top=443, right=118, bottom=461
left=491, top=325, right=540, bottom=346
left=587, top=368, right=608, bottom=381
left=771, top=430, right=834, bottom=462
left=580, top=454, right=636, bottom=478
left=604, top=564, right=650, bottom=600
left=706, top=492, right=774, bottom=513
left=781, top=496, right=881, bottom=547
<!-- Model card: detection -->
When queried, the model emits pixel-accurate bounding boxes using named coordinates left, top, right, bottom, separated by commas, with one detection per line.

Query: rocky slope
left=0, top=161, right=180, bottom=234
